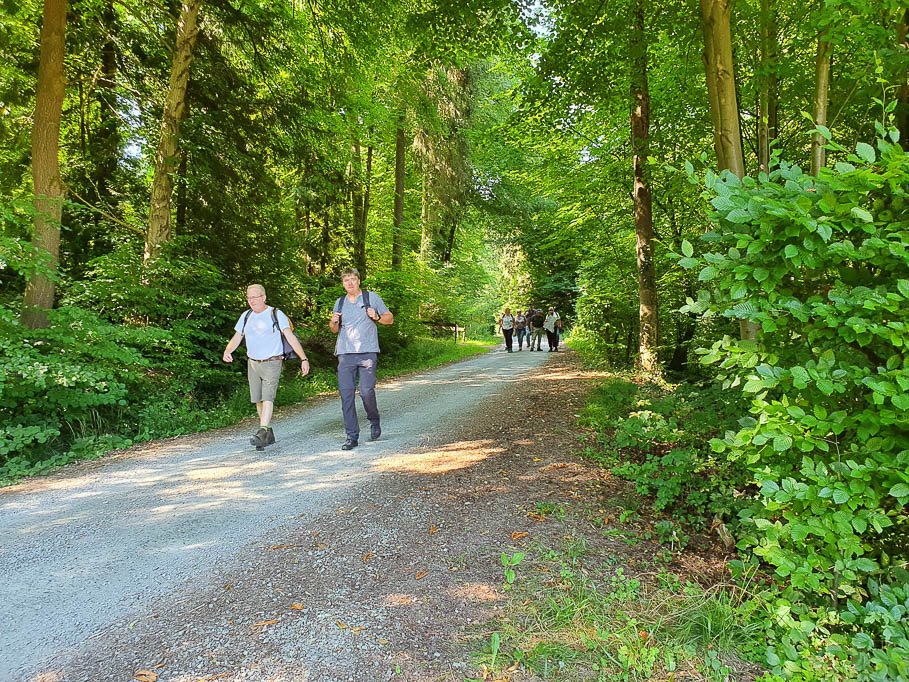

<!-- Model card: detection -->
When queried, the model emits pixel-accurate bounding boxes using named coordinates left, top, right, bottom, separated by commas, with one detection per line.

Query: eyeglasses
left=246, top=294, right=264, bottom=300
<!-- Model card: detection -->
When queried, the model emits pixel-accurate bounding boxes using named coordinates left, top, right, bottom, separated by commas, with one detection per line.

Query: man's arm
left=329, top=311, right=341, bottom=334
left=223, top=331, right=243, bottom=362
left=282, top=328, right=311, bottom=376
left=376, top=311, right=394, bottom=325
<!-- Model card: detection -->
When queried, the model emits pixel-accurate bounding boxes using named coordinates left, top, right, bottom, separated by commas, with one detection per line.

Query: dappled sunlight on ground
left=384, top=592, right=418, bottom=606
left=449, top=582, right=502, bottom=603
left=373, top=440, right=503, bottom=474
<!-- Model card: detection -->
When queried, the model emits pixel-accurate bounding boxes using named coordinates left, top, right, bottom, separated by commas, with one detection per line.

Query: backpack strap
left=362, top=290, right=371, bottom=310
left=241, top=309, right=252, bottom=335
left=270, top=307, right=280, bottom=332
left=335, top=296, right=345, bottom=314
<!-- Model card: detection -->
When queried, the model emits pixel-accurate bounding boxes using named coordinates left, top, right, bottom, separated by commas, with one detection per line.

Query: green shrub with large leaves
left=679, top=133, right=909, bottom=677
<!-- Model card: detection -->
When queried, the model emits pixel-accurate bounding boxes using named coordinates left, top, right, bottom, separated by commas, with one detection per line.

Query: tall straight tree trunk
left=700, top=0, right=745, bottom=178
left=144, top=0, right=202, bottom=264
left=22, top=0, right=68, bottom=329
left=630, top=0, right=658, bottom=373
left=361, top=141, right=373, bottom=273
left=443, top=217, right=455, bottom=264
left=809, top=34, right=832, bottom=177
left=420, top=165, right=432, bottom=260
left=701, top=0, right=754, bottom=340
left=392, top=116, right=405, bottom=271
left=758, top=0, right=779, bottom=173
left=94, top=0, right=118, bottom=207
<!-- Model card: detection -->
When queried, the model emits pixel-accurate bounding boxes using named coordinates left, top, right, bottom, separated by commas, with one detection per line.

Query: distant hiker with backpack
left=222, top=284, right=309, bottom=449
left=499, top=307, right=516, bottom=352
left=529, top=306, right=546, bottom=351
left=514, top=310, right=528, bottom=351
left=329, top=268, right=394, bottom=451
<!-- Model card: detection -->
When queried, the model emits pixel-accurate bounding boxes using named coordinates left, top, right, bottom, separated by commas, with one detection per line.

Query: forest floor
left=16, top=348, right=747, bottom=682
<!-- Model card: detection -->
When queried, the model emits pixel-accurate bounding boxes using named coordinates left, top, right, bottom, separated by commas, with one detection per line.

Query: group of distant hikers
left=222, top=268, right=392, bottom=452
left=497, top=305, right=562, bottom=353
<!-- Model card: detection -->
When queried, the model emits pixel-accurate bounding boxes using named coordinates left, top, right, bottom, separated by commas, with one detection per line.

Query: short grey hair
left=341, top=268, right=360, bottom=279
left=247, top=283, right=266, bottom=296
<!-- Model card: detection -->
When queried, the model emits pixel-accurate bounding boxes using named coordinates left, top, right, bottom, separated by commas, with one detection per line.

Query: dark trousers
left=516, top=328, right=527, bottom=348
left=503, top=328, right=513, bottom=351
left=337, top=352, right=379, bottom=440
left=546, top=329, right=557, bottom=350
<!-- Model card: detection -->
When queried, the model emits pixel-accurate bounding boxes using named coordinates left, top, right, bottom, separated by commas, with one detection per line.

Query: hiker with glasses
left=222, top=284, right=309, bottom=449
left=329, top=268, right=394, bottom=451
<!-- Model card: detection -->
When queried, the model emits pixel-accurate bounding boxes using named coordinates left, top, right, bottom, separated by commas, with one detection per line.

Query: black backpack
left=334, top=290, right=372, bottom=317
left=241, top=307, right=299, bottom=360
left=532, top=311, right=545, bottom=327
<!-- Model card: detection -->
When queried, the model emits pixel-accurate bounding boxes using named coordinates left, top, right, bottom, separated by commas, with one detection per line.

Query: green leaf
left=814, top=124, right=831, bottom=140
left=889, top=483, right=909, bottom=499
left=773, top=435, right=792, bottom=452
left=726, top=209, right=751, bottom=224
left=855, top=142, right=876, bottom=164
left=897, top=280, right=909, bottom=299
left=784, top=244, right=799, bottom=259
left=851, top=207, right=873, bottom=223
left=832, top=489, right=849, bottom=504
left=698, top=266, right=717, bottom=281
left=681, top=239, right=693, bottom=258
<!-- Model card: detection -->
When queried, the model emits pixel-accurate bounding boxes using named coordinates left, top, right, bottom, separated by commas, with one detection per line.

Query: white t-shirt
left=544, top=312, right=560, bottom=332
left=501, top=315, right=515, bottom=330
left=235, top=307, right=290, bottom=360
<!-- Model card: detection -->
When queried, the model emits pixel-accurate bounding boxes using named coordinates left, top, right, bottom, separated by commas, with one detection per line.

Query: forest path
left=1, top=344, right=559, bottom=681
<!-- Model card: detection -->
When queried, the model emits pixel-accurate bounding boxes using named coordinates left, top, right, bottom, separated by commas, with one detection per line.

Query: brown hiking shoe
left=250, top=428, right=268, bottom=447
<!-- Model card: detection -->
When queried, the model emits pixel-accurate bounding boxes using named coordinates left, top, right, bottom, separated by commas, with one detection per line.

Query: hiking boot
left=266, top=427, right=276, bottom=445
left=369, top=424, right=381, bottom=441
left=250, top=427, right=268, bottom=447
left=341, top=438, right=358, bottom=451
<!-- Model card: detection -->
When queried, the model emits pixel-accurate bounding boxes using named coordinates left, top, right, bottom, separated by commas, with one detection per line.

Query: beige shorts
left=247, top=358, right=283, bottom=403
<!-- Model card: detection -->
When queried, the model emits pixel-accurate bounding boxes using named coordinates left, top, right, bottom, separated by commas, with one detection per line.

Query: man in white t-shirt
left=222, top=284, right=309, bottom=448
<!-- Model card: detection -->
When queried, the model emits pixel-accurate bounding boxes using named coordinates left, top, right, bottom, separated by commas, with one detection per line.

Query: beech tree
left=21, top=0, right=68, bottom=329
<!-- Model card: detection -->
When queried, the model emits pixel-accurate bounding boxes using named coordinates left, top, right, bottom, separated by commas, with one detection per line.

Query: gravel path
left=1, top=346, right=559, bottom=681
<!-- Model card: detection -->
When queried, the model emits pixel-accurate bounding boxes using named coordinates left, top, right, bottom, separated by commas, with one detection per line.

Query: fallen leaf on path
left=289, top=603, right=305, bottom=611
left=133, top=671, right=158, bottom=682
left=313, top=542, right=329, bottom=550
left=511, top=531, right=528, bottom=540
left=415, top=570, right=428, bottom=580
left=429, top=525, right=439, bottom=535
left=350, top=626, right=366, bottom=634
left=533, top=458, right=542, bottom=462
left=336, top=620, right=348, bottom=629
left=267, top=544, right=300, bottom=550
left=196, top=675, right=230, bottom=681
left=252, top=619, right=280, bottom=627
left=377, top=638, right=389, bottom=644
left=527, top=512, right=546, bottom=522
left=363, top=552, right=373, bottom=563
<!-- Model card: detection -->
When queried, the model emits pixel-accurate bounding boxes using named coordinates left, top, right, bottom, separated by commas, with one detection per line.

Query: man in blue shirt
left=328, top=268, right=394, bottom=450
left=223, top=284, right=309, bottom=448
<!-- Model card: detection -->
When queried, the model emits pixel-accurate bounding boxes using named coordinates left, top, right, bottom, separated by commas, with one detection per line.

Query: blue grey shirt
left=334, top=291, right=390, bottom=355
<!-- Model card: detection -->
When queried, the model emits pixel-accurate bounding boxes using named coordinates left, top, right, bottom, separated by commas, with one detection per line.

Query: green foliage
left=679, top=136, right=909, bottom=676
left=580, top=379, right=750, bottom=524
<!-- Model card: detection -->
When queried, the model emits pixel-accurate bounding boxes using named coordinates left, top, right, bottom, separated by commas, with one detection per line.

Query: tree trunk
left=361, top=141, right=373, bottom=274
left=94, top=0, right=118, bottom=208
left=443, top=217, right=456, bottom=264
left=701, top=0, right=755, bottom=340
left=392, top=116, right=405, bottom=271
left=758, top=0, right=778, bottom=174
left=630, top=0, right=658, bottom=373
left=22, top=0, right=68, bottom=329
left=420, top=164, right=432, bottom=260
left=144, top=0, right=202, bottom=264
left=809, top=34, right=832, bottom=177
left=700, top=0, right=745, bottom=178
